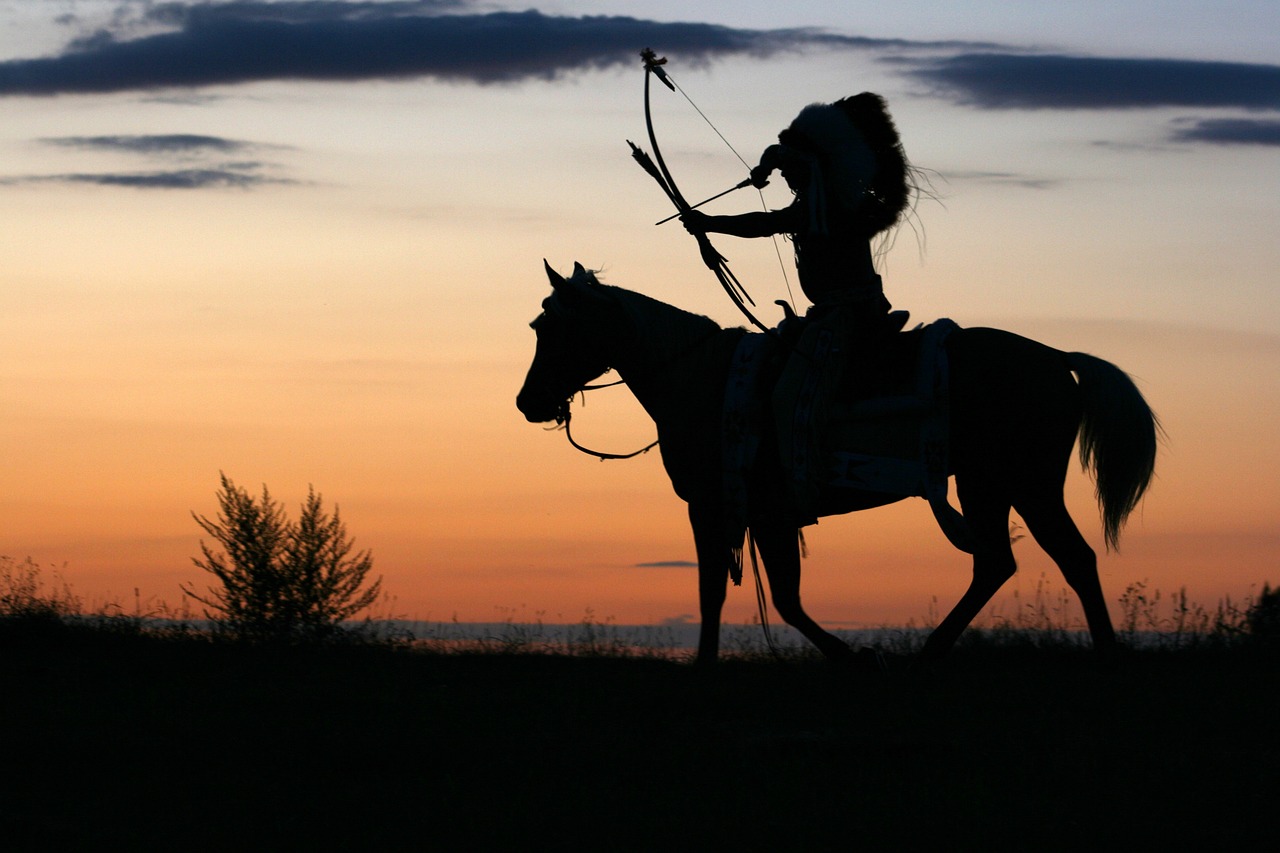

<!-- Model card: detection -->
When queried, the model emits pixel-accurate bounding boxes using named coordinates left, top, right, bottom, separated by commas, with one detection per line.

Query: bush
left=1246, top=583, right=1280, bottom=646
left=182, top=473, right=382, bottom=642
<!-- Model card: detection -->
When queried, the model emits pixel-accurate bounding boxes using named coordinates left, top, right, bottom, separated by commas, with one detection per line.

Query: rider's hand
left=681, top=209, right=710, bottom=234
left=751, top=144, right=784, bottom=188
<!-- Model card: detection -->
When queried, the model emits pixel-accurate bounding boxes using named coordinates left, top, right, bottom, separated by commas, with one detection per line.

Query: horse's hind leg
left=1017, top=495, right=1117, bottom=653
left=920, top=480, right=1016, bottom=661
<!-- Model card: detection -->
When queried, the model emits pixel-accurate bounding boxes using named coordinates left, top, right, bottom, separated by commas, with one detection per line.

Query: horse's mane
left=605, top=284, right=722, bottom=353
left=556, top=267, right=724, bottom=357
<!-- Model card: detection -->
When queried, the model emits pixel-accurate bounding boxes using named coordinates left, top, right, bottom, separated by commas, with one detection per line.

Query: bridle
left=537, top=282, right=720, bottom=462
left=532, top=296, right=660, bottom=462
left=552, top=377, right=660, bottom=461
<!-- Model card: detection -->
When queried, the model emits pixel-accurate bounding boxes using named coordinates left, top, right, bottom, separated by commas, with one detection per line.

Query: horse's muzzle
left=516, top=388, right=562, bottom=424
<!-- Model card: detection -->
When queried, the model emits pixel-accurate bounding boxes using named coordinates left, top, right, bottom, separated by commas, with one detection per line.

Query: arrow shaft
left=654, top=179, right=752, bottom=225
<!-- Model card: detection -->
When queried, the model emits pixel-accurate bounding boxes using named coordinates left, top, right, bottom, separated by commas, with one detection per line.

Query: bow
left=629, top=48, right=771, bottom=333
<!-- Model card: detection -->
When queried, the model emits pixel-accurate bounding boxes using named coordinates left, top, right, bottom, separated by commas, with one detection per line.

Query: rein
left=545, top=286, right=724, bottom=462
left=553, top=378, right=659, bottom=461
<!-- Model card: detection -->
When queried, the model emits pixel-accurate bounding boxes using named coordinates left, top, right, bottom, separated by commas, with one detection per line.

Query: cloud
left=634, top=560, right=697, bottom=568
left=1, top=2, right=998, bottom=96
left=942, top=170, right=1059, bottom=190
left=42, top=133, right=260, bottom=155
left=2, top=168, right=293, bottom=189
left=4, top=133, right=296, bottom=189
left=1169, top=117, right=1280, bottom=146
left=908, top=53, right=1280, bottom=111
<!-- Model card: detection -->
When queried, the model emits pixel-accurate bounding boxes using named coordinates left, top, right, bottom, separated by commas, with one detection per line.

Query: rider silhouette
left=682, top=93, right=915, bottom=523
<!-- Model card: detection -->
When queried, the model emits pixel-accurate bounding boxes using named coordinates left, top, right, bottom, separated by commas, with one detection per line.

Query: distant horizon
left=45, top=578, right=1262, bottom=643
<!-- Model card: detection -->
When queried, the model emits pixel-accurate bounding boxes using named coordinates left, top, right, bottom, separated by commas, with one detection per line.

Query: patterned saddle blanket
left=723, top=319, right=975, bottom=576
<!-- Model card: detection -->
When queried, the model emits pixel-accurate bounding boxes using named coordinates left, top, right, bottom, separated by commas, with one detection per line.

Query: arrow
left=653, top=177, right=761, bottom=225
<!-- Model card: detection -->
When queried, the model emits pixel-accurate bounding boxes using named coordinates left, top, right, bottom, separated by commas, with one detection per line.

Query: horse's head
left=516, top=261, right=616, bottom=424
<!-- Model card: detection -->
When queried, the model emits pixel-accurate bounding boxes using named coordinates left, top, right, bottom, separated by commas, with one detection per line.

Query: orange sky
left=8, top=311, right=1276, bottom=629
left=3, top=2, right=1278, bottom=634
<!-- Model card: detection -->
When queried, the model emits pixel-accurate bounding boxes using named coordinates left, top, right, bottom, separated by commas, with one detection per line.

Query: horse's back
left=948, top=327, right=1072, bottom=388
left=946, top=327, right=1082, bottom=474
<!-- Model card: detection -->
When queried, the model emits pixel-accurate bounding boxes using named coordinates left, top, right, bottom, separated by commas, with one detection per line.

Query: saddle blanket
left=722, top=319, right=975, bottom=560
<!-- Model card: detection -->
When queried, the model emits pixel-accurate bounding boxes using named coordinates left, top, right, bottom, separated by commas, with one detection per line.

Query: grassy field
left=3, top=614, right=1277, bottom=851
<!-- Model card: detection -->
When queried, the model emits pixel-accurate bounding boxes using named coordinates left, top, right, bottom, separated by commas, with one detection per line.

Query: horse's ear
left=544, top=259, right=566, bottom=289
left=572, top=261, right=587, bottom=277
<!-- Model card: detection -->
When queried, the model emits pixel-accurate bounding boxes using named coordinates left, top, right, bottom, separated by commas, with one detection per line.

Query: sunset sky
left=3, top=0, right=1278, bottom=632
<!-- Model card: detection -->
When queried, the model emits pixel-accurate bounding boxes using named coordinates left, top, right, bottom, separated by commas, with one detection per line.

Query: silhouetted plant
left=1117, top=579, right=1161, bottom=639
left=0, top=555, right=80, bottom=622
left=1246, top=583, right=1280, bottom=646
left=183, top=473, right=382, bottom=642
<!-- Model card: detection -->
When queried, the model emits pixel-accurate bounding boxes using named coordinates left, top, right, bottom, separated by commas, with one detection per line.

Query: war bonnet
left=777, top=93, right=910, bottom=238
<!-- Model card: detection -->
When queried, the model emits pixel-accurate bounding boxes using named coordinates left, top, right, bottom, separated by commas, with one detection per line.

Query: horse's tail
left=1066, top=352, right=1161, bottom=551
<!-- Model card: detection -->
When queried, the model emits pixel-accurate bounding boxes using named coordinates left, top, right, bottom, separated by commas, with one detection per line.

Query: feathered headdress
left=778, top=93, right=910, bottom=238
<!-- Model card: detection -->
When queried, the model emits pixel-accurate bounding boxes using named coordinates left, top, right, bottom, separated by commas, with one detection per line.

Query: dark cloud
left=8, top=133, right=294, bottom=189
left=42, top=133, right=258, bottom=154
left=634, top=560, right=697, bottom=568
left=1, top=2, right=996, bottom=97
left=3, top=168, right=292, bottom=189
left=908, top=53, right=1280, bottom=111
left=908, top=52, right=1280, bottom=148
left=1170, top=117, right=1280, bottom=146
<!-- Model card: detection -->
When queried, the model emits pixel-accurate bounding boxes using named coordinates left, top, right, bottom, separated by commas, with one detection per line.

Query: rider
left=681, top=93, right=916, bottom=523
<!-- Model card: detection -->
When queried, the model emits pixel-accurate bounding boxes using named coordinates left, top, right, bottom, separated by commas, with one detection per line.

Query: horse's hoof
left=906, top=653, right=944, bottom=676
left=829, top=646, right=888, bottom=675
left=854, top=646, right=888, bottom=674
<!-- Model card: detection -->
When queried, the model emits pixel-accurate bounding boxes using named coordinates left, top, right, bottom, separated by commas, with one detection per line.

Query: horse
left=517, top=262, right=1160, bottom=666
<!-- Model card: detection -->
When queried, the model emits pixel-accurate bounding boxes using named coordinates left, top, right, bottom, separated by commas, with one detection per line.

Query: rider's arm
left=683, top=202, right=803, bottom=239
left=682, top=144, right=808, bottom=237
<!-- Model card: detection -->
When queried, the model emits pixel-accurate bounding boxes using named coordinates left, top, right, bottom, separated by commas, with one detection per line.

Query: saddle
left=722, top=318, right=975, bottom=575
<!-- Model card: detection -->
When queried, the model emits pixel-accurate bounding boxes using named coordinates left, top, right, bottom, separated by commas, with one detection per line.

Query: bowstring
left=666, top=74, right=798, bottom=313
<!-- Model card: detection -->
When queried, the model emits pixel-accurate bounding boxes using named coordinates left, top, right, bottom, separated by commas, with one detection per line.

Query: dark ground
left=3, top=621, right=1277, bottom=851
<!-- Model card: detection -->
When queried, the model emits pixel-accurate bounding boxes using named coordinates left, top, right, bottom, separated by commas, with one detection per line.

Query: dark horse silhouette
left=517, top=263, right=1159, bottom=665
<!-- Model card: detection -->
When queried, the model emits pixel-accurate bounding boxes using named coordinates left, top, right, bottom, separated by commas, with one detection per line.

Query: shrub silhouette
left=1246, top=583, right=1280, bottom=646
left=0, top=555, right=80, bottom=623
left=183, top=473, right=382, bottom=641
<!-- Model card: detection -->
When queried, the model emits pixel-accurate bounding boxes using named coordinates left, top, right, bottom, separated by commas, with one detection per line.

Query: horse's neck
left=604, top=287, right=727, bottom=428
left=606, top=286, right=715, bottom=370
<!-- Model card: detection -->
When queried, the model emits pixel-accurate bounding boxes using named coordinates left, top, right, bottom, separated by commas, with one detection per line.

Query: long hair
left=835, top=93, right=911, bottom=238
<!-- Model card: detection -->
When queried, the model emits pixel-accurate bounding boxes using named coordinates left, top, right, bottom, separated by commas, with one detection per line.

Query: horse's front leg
left=688, top=501, right=729, bottom=665
left=749, top=521, right=857, bottom=661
